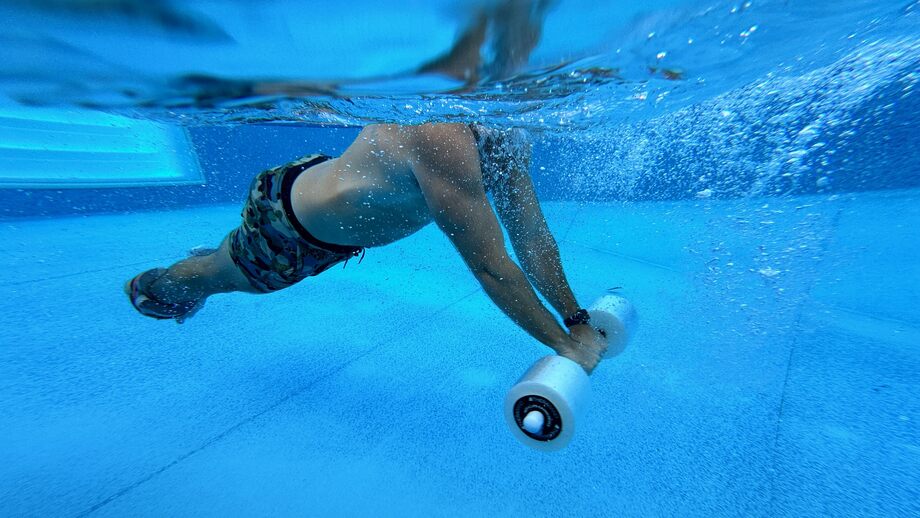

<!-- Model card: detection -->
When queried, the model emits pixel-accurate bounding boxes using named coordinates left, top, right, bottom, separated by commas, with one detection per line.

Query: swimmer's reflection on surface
left=180, top=0, right=557, bottom=103
left=419, top=0, right=555, bottom=86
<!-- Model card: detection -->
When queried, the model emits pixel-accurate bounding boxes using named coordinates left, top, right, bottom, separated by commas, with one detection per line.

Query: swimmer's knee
left=213, top=248, right=263, bottom=293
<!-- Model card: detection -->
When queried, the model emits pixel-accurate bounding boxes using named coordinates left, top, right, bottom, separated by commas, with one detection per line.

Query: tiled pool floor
left=1, top=193, right=917, bottom=517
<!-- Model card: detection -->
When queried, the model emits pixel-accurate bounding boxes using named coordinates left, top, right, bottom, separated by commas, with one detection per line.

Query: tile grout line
left=564, top=240, right=682, bottom=273
left=764, top=198, right=848, bottom=514
left=0, top=256, right=186, bottom=288
left=765, top=318, right=801, bottom=513
left=551, top=200, right=685, bottom=274
left=558, top=200, right=585, bottom=242
left=809, top=302, right=920, bottom=330
left=8, top=200, right=582, bottom=289
left=75, top=287, right=481, bottom=518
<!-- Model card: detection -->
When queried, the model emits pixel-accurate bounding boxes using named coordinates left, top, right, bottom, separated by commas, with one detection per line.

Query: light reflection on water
left=0, top=0, right=915, bottom=128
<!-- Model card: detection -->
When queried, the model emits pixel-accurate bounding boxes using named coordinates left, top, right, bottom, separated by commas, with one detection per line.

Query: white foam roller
left=503, top=295, right=637, bottom=451
left=590, top=294, right=637, bottom=358
left=504, top=355, right=591, bottom=451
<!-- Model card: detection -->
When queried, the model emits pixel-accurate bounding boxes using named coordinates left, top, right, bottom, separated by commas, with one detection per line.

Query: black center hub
left=513, top=394, right=562, bottom=441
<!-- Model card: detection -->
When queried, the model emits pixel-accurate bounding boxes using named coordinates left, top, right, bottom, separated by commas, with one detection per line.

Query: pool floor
left=0, top=192, right=917, bottom=517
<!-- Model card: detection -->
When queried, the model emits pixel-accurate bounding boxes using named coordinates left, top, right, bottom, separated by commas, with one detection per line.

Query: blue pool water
left=0, top=1, right=918, bottom=516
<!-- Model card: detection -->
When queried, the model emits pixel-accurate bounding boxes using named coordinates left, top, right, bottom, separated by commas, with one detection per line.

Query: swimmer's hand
left=557, top=324, right=608, bottom=374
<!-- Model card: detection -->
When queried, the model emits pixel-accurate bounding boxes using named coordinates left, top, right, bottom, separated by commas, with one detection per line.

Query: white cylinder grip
left=504, top=355, right=591, bottom=451
left=590, top=294, right=637, bottom=358
left=504, top=294, right=637, bottom=450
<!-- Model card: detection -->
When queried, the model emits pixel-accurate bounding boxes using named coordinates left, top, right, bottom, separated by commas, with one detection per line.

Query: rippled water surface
left=1, top=0, right=916, bottom=128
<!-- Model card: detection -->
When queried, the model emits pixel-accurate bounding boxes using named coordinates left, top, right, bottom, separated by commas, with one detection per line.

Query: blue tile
left=0, top=216, right=480, bottom=517
left=0, top=205, right=241, bottom=285
left=3, top=192, right=914, bottom=516
left=564, top=199, right=711, bottom=272
left=770, top=310, right=920, bottom=517
left=810, top=190, right=920, bottom=325
left=86, top=245, right=792, bottom=517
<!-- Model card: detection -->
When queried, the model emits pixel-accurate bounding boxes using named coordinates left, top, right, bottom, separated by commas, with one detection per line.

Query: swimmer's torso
left=289, top=124, right=438, bottom=248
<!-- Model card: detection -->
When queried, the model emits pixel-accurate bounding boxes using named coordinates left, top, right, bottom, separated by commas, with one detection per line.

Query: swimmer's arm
left=408, top=125, right=573, bottom=351
left=494, top=166, right=581, bottom=320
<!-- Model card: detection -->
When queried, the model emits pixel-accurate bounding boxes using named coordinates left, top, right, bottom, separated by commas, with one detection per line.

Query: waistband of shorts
left=279, top=155, right=363, bottom=256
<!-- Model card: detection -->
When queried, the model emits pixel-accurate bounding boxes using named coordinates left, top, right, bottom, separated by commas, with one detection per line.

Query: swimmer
left=124, top=124, right=607, bottom=373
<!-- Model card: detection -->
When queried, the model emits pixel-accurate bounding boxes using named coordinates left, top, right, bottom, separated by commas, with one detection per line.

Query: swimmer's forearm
left=516, top=234, right=581, bottom=318
left=473, top=259, right=571, bottom=351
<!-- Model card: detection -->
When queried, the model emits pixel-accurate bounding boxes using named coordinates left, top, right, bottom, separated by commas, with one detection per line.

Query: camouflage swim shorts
left=229, top=154, right=364, bottom=293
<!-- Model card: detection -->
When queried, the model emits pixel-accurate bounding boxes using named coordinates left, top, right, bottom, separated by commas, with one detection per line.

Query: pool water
left=1, top=190, right=917, bottom=516
left=0, top=0, right=918, bottom=516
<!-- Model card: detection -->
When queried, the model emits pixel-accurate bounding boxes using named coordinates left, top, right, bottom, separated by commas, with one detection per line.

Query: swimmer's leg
left=125, top=234, right=260, bottom=322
